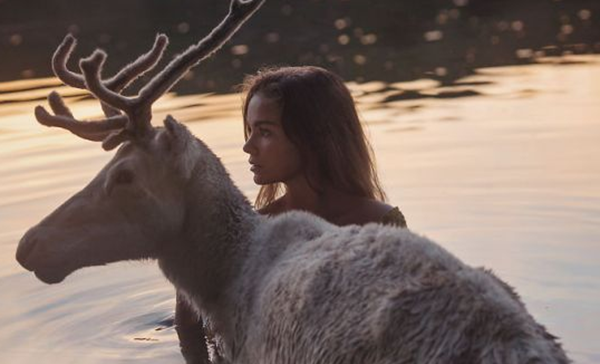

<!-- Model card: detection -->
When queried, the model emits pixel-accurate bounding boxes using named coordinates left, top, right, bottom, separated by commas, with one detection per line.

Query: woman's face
left=243, top=93, right=303, bottom=185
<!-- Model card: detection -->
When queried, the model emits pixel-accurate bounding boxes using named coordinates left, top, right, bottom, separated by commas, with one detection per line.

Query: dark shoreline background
left=1, top=0, right=599, bottom=94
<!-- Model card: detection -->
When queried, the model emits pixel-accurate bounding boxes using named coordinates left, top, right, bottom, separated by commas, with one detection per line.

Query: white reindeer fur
left=18, top=118, right=569, bottom=364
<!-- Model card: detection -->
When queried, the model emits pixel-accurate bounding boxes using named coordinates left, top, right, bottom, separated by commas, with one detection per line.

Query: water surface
left=1, top=57, right=599, bottom=363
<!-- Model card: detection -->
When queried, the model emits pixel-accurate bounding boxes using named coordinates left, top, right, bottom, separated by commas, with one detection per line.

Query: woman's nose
left=242, top=136, right=255, bottom=155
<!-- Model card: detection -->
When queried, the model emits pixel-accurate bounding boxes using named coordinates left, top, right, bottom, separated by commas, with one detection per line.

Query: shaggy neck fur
left=157, top=139, right=259, bottom=336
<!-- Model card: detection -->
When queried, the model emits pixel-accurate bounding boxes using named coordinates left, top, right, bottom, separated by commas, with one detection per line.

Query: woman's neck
left=283, top=179, right=323, bottom=211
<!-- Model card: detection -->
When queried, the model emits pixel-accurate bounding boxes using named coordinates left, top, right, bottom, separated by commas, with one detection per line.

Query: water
left=1, top=56, right=599, bottom=363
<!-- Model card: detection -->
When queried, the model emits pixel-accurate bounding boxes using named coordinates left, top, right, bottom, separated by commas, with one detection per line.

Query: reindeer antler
left=36, top=0, right=266, bottom=150
left=52, top=33, right=169, bottom=117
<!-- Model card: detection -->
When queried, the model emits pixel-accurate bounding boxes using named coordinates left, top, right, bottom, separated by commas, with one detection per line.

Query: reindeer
left=16, top=0, right=570, bottom=363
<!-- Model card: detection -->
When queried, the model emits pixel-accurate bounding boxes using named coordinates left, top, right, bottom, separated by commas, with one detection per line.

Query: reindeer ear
left=160, top=115, right=189, bottom=152
left=164, top=115, right=179, bottom=134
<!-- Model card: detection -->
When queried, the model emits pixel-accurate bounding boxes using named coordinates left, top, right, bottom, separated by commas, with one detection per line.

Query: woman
left=176, top=66, right=406, bottom=363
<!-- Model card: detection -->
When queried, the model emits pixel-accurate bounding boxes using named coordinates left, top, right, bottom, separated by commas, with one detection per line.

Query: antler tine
left=102, top=130, right=132, bottom=151
left=37, top=91, right=131, bottom=151
left=79, top=51, right=133, bottom=113
left=106, top=34, right=169, bottom=92
left=52, top=34, right=169, bottom=118
left=53, top=33, right=169, bottom=93
left=34, top=91, right=128, bottom=143
left=35, top=106, right=127, bottom=142
left=47, top=91, right=128, bottom=131
left=136, top=0, right=266, bottom=108
left=53, top=35, right=119, bottom=117
left=78, top=51, right=153, bottom=137
left=47, top=91, right=74, bottom=119
left=52, top=34, right=86, bottom=89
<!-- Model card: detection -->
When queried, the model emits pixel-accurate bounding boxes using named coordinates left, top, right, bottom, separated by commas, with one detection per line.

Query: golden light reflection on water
left=0, top=77, right=62, bottom=93
left=0, top=84, right=88, bottom=104
left=0, top=56, right=599, bottom=363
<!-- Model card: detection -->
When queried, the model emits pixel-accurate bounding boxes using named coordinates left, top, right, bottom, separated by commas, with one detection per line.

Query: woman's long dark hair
left=241, top=66, right=387, bottom=209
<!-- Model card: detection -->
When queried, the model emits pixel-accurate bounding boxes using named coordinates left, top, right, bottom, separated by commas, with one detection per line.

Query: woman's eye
left=259, top=128, right=271, bottom=137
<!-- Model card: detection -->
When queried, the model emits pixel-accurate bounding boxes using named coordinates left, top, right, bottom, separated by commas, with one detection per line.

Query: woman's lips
left=250, top=164, right=261, bottom=173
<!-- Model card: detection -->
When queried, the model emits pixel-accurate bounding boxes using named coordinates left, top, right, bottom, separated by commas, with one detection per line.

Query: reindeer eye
left=115, top=169, right=134, bottom=185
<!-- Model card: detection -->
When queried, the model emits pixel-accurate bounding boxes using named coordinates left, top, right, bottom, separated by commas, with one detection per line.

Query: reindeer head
left=16, top=0, right=265, bottom=284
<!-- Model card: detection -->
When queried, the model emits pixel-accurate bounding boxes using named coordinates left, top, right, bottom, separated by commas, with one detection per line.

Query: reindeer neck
left=158, top=147, right=259, bottom=314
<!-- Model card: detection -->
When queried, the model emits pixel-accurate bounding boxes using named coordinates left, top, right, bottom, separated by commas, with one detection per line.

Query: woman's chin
left=253, top=173, right=272, bottom=185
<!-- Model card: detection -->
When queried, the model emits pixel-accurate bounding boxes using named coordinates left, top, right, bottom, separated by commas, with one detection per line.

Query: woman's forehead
left=246, top=94, right=282, bottom=126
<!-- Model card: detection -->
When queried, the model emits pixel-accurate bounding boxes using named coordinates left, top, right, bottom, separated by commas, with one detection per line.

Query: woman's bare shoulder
left=332, top=198, right=392, bottom=226
left=355, top=200, right=407, bottom=227
left=360, top=199, right=395, bottom=222
left=379, top=206, right=407, bottom=228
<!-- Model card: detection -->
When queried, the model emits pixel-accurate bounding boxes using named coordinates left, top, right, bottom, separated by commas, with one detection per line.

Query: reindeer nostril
left=16, top=232, right=38, bottom=270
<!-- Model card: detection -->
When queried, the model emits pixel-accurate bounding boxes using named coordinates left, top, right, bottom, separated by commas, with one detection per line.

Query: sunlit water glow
left=1, top=57, right=599, bottom=363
